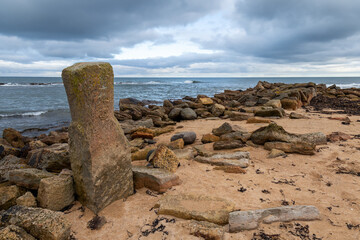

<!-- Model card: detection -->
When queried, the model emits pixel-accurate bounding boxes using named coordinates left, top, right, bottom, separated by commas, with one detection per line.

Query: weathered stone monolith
left=62, top=62, right=133, bottom=213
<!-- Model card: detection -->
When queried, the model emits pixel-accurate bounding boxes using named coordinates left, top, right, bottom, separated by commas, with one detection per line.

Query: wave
left=0, top=82, right=63, bottom=87
left=0, top=111, right=47, bottom=118
left=326, top=83, right=360, bottom=89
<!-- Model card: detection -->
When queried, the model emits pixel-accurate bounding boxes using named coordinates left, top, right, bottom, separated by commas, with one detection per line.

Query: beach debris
left=251, top=231, right=281, bottom=240
left=62, top=62, right=133, bottom=214
left=171, top=131, right=196, bottom=145
left=139, top=217, right=175, bottom=238
left=229, top=205, right=320, bottom=232
left=0, top=205, right=71, bottom=240
left=194, top=152, right=250, bottom=168
left=16, top=191, right=37, bottom=208
left=132, top=166, right=181, bottom=193
left=9, top=168, right=54, bottom=190
left=37, top=173, right=74, bottom=211
left=87, top=215, right=106, bottom=230
left=154, top=194, right=235, bottom=225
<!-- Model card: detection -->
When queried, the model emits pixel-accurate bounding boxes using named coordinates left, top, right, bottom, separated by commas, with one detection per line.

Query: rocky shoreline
left=1, top=80, right=360, bottom=239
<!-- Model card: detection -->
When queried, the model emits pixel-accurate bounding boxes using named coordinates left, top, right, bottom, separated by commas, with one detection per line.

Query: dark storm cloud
left=0, top=0, right=219, bottom=40
left=208, top=0, right=360, bottom=62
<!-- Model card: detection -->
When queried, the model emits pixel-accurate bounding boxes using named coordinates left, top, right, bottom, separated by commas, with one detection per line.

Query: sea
left=1, top=77, right=360, bottom=137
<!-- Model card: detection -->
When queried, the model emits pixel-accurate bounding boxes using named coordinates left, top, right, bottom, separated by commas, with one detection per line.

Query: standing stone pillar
left=62, top=62, right=133, bottom=213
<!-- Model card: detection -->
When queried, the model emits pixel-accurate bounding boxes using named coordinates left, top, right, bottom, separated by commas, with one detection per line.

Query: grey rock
left=0, top=205, right=71, bottom=240
left=62, top=62, right=133, bottom=214
left=264, top=141, right=315, bottom=155
left=26, top=143, right=70, bottom=172
left=254, top=108, right=285, bottom=118
left=212, top=122, right=233, bottom=136
left=211, top=104, right=225, bottom=117
left=195, top=152, right=250, bottom=168
left=180, top=108, right=197, bottom=120
left=299, top=132, right=327, bottom=145
left=229, top=205, right=320, bottom=232
left=168, top=108, right=182, bottom=121
left=213, top=141, right=245, bottom=150
left=0, top=155, right=29, bottom=181
left=220, top=131, right=250, bottom=143
left=9, top=168, right=54, bottom=190
left=171, top=132, right=197, bottom=145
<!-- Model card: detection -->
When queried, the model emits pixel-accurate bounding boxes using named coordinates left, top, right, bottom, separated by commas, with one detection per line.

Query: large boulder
left=26, top=143, right=70, bottom=172
left=168, top=108, right=182, bottom=121
left=180, top=108, right=197, bottom=120
left=0, top=155, right=29, bottom=181
left=62, top=62, right=134, bottom=214
left=0, top=205, right=71, bottom=240
left=171, top=131, right=197, bottom=145
left=37, top=174, right=74, bottom=211
left=250, top=122, right=300, bottom=145
left=2, top=128, right=24, bottom=149
left=212, top=122, right=233, bottom=136
left=211, top=104, right=225, bottom=117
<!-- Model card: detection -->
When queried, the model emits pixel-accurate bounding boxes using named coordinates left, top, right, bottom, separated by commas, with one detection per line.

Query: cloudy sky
left=1, top=0, right=360, bottom=77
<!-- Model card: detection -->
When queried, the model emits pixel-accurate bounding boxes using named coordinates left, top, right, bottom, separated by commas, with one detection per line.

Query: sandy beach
left=63, top=108, right=360, bottom=240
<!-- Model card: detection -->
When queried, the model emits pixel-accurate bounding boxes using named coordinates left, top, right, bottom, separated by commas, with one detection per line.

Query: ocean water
left=1, top=76, right=360, bottom=136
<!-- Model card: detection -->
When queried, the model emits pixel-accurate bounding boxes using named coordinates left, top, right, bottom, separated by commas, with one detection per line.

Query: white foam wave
left=327, top=83, right=360, bottom=89
left=0, top=111, right=46, bottom=118
left=0, top=82, right=63, bottom=87
left=184, top=80, right=194, bottom=84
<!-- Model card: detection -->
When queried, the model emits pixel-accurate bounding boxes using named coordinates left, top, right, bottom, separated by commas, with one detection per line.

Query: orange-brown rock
left=2, top=128, right=24, bottom=148
left=130, top=127, right=154, bottom=139
left=201, top=134, right=220, bottom=144
left=213, top=166, right=246, bottom=174
left=168, top=138, right=184, bottom=150
left=150, top=145, right=179, bottom=173
left=246, top=117, right=272, bottom=124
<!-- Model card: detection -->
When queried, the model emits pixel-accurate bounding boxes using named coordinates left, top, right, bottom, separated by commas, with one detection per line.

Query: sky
left=1, top=0, right=360, bottom=77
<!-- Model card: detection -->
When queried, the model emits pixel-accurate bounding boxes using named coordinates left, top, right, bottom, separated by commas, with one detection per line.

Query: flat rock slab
left=173, top=148, right=194, bottom=160
left=0, top=205, right=71, bottom=240
left=155, top=194, right=235, bottom=225
left=194, top=152, right=250, bottom=168
left=132, top=166, right=181, bottom=193
left=229, top=205, right=320, bottom=232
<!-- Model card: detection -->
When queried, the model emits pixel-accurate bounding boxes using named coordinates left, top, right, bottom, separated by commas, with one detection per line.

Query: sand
left=64, top=109, right=360, bottom=240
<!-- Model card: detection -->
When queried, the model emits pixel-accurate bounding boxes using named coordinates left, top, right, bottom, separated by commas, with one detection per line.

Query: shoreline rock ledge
left=62, top=62, right=133, bottom=214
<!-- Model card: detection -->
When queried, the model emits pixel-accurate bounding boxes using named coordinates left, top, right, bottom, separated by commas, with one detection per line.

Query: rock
left=0, top=155, right=29, bottom=181
left=264, top=141, right=315, bottom=155
left=211, top=104, right=225, bottom=117
left=327, top=132, right=352, bottom=142
left=300, top=132, right=327, bottom=145
left=40, top=131, right=68, bottom=145
left=213, top=141, right=245, bottom=150
left=26, top=143, right=70, bottom=172
left=129, top=138, right=144, bottom=148
left=167, top=138, right=184, bottom=150
left=16, top=192, right=37, bottom=208
left=254, top=108, right=284, bottom=118
left=153, top=126, right=175, bottom=136
left=250, top=122, right=299, bottom=145
left=0, top=205, right=71, bottom=240
left=62, top=62, right=133, bottom=214
left=180, top=108, right=197, bottom=120
left=229, top=112, right=253, bottom=121
left=9, top=169, right=54, bottom=190
left=0, top=141, right=21, bottom=159
left=130, top=127, right=154, bottom=139
left=132, top=166, right=181, bottom=193
left=0, top=184, right=23, bottom=210
left=194, top=152, right=250, bottom=168
left=289, top=112, right=309, bottom=119
left=2, top=128, right=24, bottom=148
left=168, top=108, right=182, bottom=121
left=119, top=97, right=143, bottom=105
left=212, top=122, right=233, bottom=136
left=281, top=98, right=300, bottom=110
left=219, top=132, right=250, bottom=143
left=163, top=99, right=173, bottom=108
left=268, top=149, right=286, bottom=158
left=264, top=99, right=281, bottom=108
left=173, top=149, right=194, bottom=160
left=149, top=145, right=179, bottom=173
left=155, top=194, right=235, bottom=225
left=171, top=131, right=196, bottom=145
left=199, top=97, right=214, bottom=105
left=28, top=140, right=47, bottom=150
left=246, top=117, right=272, bottom=124
left=193, top=145, right=214, bottom=157
left=114, top=110, right=132, bottom=121
left=37, top=175, right=74, bottom=211
left=131, top=146, right=156, bottom=161
left=229, top=205, right=320, bottom=232
left=0, top=225, right=36, bottom=240
left=201, top=134, right=220, bottom=144
left=120, top=119, right=154, bottom=134
left=187, top=220, right=224, bottom=240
